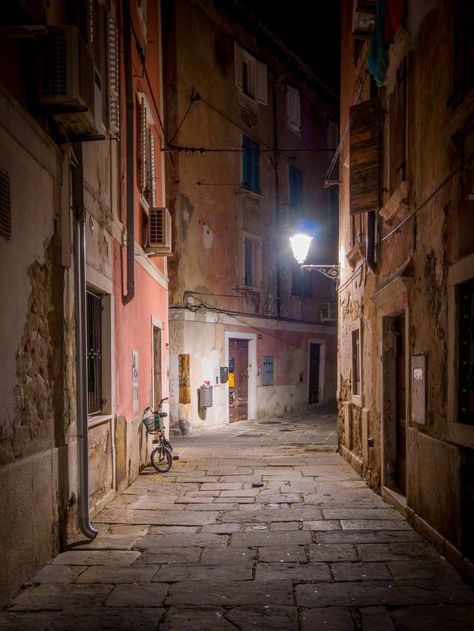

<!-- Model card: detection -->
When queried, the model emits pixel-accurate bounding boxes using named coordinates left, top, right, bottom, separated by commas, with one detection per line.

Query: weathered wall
left=0, top=87, right=63, bottom=606
left=339, top=0, right=474, bottom=571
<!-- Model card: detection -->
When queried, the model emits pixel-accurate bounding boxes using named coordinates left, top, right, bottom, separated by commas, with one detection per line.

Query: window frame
left=288, top=164, right=303, bottom=209
left=242, top=135, right=260, bottom=194
left=447, top=253, right=474, bottom=448
left=351, top=319, right=363, bottom=406
left=234, top=42, right=268, bottom=105
left=137, top=93, right=159, bottom=207
left=287, top=85, right=301, bottom=132
left=242, top=232, right=262, bottom=290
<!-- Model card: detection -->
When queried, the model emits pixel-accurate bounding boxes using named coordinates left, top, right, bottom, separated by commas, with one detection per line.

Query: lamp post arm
left=300, top=264, right=339, bottom=283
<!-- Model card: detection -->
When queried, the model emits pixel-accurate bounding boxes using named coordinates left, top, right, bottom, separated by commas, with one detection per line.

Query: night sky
left=238, top=0, right=341, bottom=94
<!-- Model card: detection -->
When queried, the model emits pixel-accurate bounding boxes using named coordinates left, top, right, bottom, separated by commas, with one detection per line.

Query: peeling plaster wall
left=0, top=88, right=63, bottom=606
left=339, top=0, right=474, bottom=568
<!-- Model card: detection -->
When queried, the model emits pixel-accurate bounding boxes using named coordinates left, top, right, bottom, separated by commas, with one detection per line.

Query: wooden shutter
left=287, top=86, right=300, bottom=130
left=234, top=42, right=243, bottom=89
left=349, top=98, right=380, bottom=214
left=138, top=99, right=147, bottom=192
left=256, top=60, right=267, bottom=105
left=108, top=16, right=120, bottom=137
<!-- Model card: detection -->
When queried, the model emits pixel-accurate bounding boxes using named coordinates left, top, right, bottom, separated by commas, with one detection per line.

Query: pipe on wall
left=72, top=142, right=98, bottom=540
left=123, top=0, right=135, bottom=304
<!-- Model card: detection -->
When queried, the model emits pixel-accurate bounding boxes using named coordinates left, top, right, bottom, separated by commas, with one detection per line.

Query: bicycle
left=142, top=397, right=173, bottom=473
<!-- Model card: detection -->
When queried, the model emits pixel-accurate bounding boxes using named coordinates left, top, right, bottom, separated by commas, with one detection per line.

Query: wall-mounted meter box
left=220, top=367, right=228, bottom=383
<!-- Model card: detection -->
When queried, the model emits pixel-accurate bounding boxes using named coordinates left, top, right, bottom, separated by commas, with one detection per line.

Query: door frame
left=225, top=331, right=257, bottom=421
left=307, top=339, right=326, bottom=405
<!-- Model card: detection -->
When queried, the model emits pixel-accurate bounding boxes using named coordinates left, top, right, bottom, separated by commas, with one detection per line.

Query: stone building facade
left=338, top=0, right=474, bottom=576
left=162, top=0, right=339, bottom=432
left=0, top=0, right=170, bottom=605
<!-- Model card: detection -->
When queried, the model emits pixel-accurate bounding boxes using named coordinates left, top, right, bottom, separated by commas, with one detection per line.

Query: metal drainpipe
left=72, top=142, right=98, bottom=540
left=123, top=0, right=135, bottom=304
left=366, top=210, right=376, bottom=271
left=271, top=79, right=281, bottom=318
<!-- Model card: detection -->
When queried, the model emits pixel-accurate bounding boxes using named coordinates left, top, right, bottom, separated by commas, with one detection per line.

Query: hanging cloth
left=368, top=0, right=389, bottom=86
left=385, top=0, right=404, bottom=44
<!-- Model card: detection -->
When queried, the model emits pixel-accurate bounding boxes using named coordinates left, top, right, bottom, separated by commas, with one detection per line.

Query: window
left=242, top=136, right=260, bottom=194
left=349, top=98, right=380, bottom=215
left=387, top=59, right=407, bottom=196
left=234, top=42, right=267, bottom=105
left=292, top=264, right=312, bottom=298
left=289, top=165, right=303, bottom=209
left=242, top=234, right=262, bottom=288
left=352, top=326, right=362, bottom=400
left=87, top=291, right=102, bottom=414
left=138, top=95, right=158, bottom=206
left=287, top=85, right=301, bottom=132
left=458, top=277, right=474, bottom=425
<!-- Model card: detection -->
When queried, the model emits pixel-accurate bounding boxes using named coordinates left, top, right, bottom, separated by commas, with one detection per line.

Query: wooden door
left=229, top=339, right=248, bottom=421
left=308, top=343, right=320, bottom=404
left=394, top=313, right=406, bottom=494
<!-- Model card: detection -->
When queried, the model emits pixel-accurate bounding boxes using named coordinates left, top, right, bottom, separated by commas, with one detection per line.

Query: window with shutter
left=242, top=234, right=262, bottom=288
left=287, top=86, right=300, bottom=132
left=388, top=60, right=407, bottom=196
left=242, top=136, right=260, bottom=194
left=349, top=97, right=380, bottom=214
left=234, top=42, right=267, bottom=106
left=108, top=16, right=120, bottom=137
left=138, top=98, right=147, bottom=193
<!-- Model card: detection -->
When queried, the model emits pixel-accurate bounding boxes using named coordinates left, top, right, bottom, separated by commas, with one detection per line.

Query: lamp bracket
left=300, top=264, right=340, bottom=283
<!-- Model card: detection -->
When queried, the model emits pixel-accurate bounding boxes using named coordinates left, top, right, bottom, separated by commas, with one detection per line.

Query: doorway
left=229, top=338, right=249, bottom=421
left=382, top=312, right=407, bottom=496
left=308, top=343, right=321, bottom=404
left=152, top=324, right=162, bottom=409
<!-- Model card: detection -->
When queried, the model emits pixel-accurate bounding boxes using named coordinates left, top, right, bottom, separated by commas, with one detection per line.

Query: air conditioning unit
left=146, top=207, right=172, bottom=256
left=38, top=26, right=100, bottom=135
left=320, top=302, right=337, bottom=322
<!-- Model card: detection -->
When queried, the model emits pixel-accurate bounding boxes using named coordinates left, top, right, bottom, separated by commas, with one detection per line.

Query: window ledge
left=346, top=241, right=366, bottom=268
left=380, top=180, right=408, bottom=225
left=88, top=414, right=114, bottom=428
left=238, top=187, right=263, bottom=200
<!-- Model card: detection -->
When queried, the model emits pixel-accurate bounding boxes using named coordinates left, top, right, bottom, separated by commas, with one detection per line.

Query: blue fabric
left=368, top=0, right=389, bottom=86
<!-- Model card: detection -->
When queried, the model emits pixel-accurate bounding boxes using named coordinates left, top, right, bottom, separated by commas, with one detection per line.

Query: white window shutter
left=256, top=61, right=267, bottom=105
left=234, top=41, right=243, bottom=88
left=108, top=17, right=120, bottom=137
left=149, top=129, right=157, bottom=207
left=287, top=86, right=301, bottom=131
left=138, top=99, right=147, bottom=192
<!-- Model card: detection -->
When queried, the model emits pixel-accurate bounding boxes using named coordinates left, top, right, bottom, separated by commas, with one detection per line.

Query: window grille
left=87, top=291, right=102, bottom=414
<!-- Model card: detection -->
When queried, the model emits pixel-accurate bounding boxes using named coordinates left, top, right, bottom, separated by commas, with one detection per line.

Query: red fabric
left=385, top=0, right=404, bottom=43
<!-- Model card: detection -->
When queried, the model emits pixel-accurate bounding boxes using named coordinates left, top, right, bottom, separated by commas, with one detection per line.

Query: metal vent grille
left=42, top=32, right=68, bottom=96
left=0, top=169, right=11, bottom=240
left=150, top=207, right=164, bottom=245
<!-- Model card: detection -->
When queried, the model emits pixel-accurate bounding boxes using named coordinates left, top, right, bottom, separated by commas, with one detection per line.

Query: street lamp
left=289, top=232, right=339, bottom=283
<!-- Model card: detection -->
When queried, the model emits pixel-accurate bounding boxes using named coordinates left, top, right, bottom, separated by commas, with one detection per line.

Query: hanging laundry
left=385, top=0, right=404, bottom=44
left=368, top=0, right=389, bottom=86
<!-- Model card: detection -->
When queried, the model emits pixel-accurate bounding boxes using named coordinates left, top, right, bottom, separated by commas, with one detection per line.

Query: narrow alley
left=2, top=410, right=473, bottom=630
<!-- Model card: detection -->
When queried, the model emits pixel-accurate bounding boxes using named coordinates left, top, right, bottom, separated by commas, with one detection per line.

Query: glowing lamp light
left=290, top=233, right=313, bottom=265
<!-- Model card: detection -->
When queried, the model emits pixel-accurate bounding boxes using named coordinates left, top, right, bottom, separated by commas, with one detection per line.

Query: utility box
left=199, top=382, right=213, bottom=408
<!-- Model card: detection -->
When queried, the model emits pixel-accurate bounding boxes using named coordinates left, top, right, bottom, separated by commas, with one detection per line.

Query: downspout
left=72, top=142, right=98, bottom=540
left=366, top=210, right=376, bottom=271
left=123, top=0, right=135, bottom=304
left=271, top=78, right=281, bottom=318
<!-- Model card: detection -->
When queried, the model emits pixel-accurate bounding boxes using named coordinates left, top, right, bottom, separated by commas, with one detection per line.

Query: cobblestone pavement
left=2, top=409, right=474, bottom=630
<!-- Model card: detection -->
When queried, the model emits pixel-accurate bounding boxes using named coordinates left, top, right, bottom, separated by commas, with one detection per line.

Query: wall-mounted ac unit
left=146, top=207, right=172, bottom=256
left=38, top=26, right=100, bottom=135
left=320, top=302, right=336, bottom=322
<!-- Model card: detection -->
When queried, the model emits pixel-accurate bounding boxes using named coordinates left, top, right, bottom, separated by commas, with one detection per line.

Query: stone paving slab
left=0, top=611, right=58, bottom=631
left=95, top=508, right=218, bottom=525
left=105, top=583, right=168, bottom=607
left=230, top=530, right=312, bottom=547
left=135, top=549, right=202, bottom=564
left=255, top=562, right=331, bottom=581
left=308, top=543, right=358, bottom=562
left=330, top=561, right=392, bottom=581
left=75, top=565, right=158, bottom=584
left=356, top=542, right=439, bottom=561
left=166, top=580, right=294, bottom=606
left=257, top=545, right=308, bottom=563
left=135, top=533, right=228, bottom=549
left=300, top=607, right=355, bottom=631
left=295, top=579, right=474, bottom=608
left=51, top=550, right=140, bottom=566
left=226, top=606, right=299, bottom=631
left=389, top=605, right=474, bottom=630
left=200, top=547, right=256, bottom=564
left=153, top=563, right=253, bottom=582
left=8, top=584, right=112, bottom=611
left=31, top=565, right=86, bottom=584
left=46, top=607, right=164, bottom=630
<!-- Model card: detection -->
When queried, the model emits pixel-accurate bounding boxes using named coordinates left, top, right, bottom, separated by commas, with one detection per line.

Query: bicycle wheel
left=151, top=445, right=172, bottom=473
